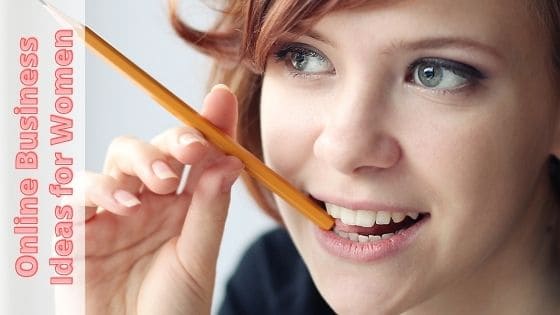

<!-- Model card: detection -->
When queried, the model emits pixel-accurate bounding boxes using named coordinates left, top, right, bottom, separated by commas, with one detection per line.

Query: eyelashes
left=272, top=43, right=335, bottom=78
left=270, top=42, right=487, bottom=93
left=406, top=58, right=486, bottom=93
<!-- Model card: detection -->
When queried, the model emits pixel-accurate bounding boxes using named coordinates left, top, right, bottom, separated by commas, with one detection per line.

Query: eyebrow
left=385, top=37, right=504, bottom=61
left=303, top=30, right=504, bottom=61
left=306, top=30, right=334, bottom=47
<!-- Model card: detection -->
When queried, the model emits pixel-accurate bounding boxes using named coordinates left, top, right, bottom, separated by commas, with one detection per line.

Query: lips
left=308, top=194, right=429, bottom=261
left=311, top=196, right=428, bottom=242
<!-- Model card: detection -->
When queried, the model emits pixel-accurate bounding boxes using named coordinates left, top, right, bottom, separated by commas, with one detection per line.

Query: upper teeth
left=325, top=202, right=420, bottom=228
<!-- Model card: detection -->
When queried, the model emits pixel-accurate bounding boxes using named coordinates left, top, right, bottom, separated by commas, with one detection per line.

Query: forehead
left=307, top=0, right=546, bottom=64
left=316, top=1, right=536, bottom=40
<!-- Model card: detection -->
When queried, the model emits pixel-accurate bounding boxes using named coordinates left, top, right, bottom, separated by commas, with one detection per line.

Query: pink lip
left=310, top=193, right=424, bottom=214
left=313, top=214, right=429, bottom=262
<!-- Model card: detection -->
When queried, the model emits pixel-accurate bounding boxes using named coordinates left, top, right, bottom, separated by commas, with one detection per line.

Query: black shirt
left=218, top=228, right=336, bottom=315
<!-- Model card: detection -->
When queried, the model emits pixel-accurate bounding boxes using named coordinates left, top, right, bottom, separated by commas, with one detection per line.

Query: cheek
left=406, top=83, right=550, bottom=202
left=408, top=95, right=553, bottom=252
left=447, top=113, right=546, bottom=206
left=416, top=114, right=511, bottom=206
left=260, top=76, right=322, bottom=182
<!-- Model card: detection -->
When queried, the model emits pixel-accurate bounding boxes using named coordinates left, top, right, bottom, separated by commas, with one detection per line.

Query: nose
left=313, top=93, right=401, bottom=175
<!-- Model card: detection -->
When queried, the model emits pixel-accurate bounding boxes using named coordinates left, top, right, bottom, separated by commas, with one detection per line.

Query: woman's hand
left=83, top=85, right=242, bottom=315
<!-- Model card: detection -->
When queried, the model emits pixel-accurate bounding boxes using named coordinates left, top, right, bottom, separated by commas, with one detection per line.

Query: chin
left=322, top=287, right=397, bottom=315
left=308, top=263, right=415, bottom=315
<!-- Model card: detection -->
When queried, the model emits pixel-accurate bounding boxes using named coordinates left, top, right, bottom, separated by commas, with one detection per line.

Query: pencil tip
left=36, top=0, right=84, bottom=32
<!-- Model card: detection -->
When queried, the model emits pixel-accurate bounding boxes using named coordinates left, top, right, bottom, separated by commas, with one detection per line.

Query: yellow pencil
left=38, top=0, right=334, bottom=230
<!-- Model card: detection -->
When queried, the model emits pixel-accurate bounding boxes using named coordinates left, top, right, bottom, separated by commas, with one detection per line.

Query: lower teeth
left=335, top=230, right=403, bottom=243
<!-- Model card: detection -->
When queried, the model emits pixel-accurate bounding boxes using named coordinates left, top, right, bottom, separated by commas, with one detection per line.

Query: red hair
left=169, top=0, right=368, bottom=222
left=170, top=1, right=560, bottom=252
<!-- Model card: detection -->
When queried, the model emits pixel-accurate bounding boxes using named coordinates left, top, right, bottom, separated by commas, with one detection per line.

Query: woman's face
left=260, top=0, right=559, bottom=313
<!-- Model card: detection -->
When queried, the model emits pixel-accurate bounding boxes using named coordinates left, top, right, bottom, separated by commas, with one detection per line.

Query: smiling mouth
left=312, top=198, right=428, bottom=242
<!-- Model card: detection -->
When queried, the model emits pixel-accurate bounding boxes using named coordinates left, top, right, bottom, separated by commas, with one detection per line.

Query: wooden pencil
left=39, top=0, right=334, bottom=230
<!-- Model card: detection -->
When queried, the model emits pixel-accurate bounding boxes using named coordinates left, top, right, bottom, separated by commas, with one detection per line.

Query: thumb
left=175, top=155, right=243, bottom=287
left=201, top=84, right=238, bottom=138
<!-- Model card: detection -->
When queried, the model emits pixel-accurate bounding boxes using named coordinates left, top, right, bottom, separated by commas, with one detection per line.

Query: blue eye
left=407, top=58, right=485, bottom=91
left=273, top=43, right=334, bottom=77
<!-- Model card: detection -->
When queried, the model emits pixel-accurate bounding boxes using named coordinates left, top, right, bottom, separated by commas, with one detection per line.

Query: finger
left=150, top=84, right=238, bottom=171
left=151, top=127, right=221, bottom=196
left=150, top=126, right=210, bottom=167
left=178, top=84, right=240, bottom=194
left=80, top=171, right=142, bottom=220
left=201, top=84, right=238, bottom=137
left=175, top=155, right=243, bottom=284
left=103, top=136, right=181, bottom=195
left=153, top=84, right=239, bottom=195
left=182, top=150, right=222, bottom=195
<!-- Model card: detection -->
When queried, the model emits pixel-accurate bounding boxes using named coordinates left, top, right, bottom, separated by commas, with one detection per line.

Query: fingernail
left=211, top=83, right=231, bottom=93
left=178, top=133, right=207, bottom=147
left=152, top=160, right=178, bottom=180
left=113, top=190, right=141, bottom=208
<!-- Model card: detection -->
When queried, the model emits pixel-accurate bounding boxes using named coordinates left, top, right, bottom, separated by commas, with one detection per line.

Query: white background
left=85, top=0, right=275, bottom=312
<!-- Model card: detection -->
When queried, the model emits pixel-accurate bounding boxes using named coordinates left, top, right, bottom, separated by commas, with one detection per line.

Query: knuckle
left=154, top=126, right=187, bottom=144
left=108, top=135, right=140, bottom=153
left=85, top=172, right=112, bottom=191
left=176, top=126, right=203, bottom=139
left=169, top=125, right=189, bottom=135
left=110, top=135, right=135, bottom=146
